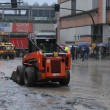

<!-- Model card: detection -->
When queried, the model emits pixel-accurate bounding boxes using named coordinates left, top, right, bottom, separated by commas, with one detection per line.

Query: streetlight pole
left=60, top=8, right=95, bottom=25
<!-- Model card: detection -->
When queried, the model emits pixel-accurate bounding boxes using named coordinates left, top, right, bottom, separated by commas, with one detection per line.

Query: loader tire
left=59, top=71, right=70, bottom=86
left=24, top=67, right=35, bottom=87
left=11, top=71, right=17, bottom=82
left=16, top=65, right=25, bottom=85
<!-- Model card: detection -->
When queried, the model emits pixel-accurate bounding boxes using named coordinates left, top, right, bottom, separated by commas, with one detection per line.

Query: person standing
left=81, top=46, right=85, bottom=61
left=85, top=46, right=90, bottom=60
left=64, top=45, right=69, bottom=51
left=94, top=46, right=99, bottom=60
left=71, top=45, right=75, bottom=60
left=75, top=47, right=79, bottom=60
left=100, top=47, right=106, bottom=59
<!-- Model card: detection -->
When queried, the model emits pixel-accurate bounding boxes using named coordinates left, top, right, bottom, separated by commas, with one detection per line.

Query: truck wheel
left=20, top=49, right=26, bottom=57
left=9, top=54, right=14, bottom=59
left=16, top=65, right=25, bottom=85
left=59, top=71, right=70, bottom=86
left=16, top=51, right=20, bottom=57
left=3, top=55, right=7, bottom=59
left=24, top=67, right=36, bottom=87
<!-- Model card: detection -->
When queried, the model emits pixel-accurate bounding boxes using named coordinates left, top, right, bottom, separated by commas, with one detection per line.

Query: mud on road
left=0, top=58, right=109, bottom=110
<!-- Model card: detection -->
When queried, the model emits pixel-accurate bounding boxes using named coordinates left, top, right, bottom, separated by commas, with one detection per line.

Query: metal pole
left=60, top=8, right=95, bottom=25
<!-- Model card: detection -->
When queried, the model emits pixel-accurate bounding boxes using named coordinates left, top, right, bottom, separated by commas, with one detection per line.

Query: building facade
left=0, top=2, right=56, bottom=36
left=0, top=2, right=55, bottom=22
left=57, top=0, right=110, bottom=45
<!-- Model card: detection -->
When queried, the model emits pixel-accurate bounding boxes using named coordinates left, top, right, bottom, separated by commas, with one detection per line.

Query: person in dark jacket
left=85, top=46, right=90, bottom=60
left=71, top=46, right=75, bottom=60
left=94, top=46, right=99, bottom=60
left=100, top=47, right=106, bottom=59
left=81, top=46, right=86, bottom=61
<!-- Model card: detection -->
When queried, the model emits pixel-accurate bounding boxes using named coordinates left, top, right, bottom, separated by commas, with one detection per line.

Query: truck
left=11, top=31, right=71, bottom=87
left=0, top=32, right=16, bottom=59
left=9, top=34, right=28, bottom=57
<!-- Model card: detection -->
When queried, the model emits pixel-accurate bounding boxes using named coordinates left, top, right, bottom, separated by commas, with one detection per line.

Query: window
left=49, top=10, right=55, bottom=18
left=93, top=25, right=102, bottom=36
left=39, top=10, right=43, bottom=17
left=43, top=10, right=49, bottom=17
left=107, top=0, right=110, bottom=7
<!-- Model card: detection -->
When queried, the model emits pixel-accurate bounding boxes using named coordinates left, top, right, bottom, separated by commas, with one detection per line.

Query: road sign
left=74, top=35, right=80, bottom=41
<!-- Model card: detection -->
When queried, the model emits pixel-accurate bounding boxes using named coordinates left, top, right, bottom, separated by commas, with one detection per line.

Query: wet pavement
left=0, top=58, right=110, bottom=110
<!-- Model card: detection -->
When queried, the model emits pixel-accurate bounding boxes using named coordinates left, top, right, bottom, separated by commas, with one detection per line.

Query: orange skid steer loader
left=11, top=36, right=71, bottom=87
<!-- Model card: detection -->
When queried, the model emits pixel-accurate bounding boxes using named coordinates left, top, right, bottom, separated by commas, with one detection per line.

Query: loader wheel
left=24, top=67, right=35, bottom=87
left=16, top=65, right=25, bottom=85
left=59, top=71, right=70, bottom=86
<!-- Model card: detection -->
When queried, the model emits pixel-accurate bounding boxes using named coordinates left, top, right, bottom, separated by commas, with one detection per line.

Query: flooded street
left=0, top=58, right=110, bottom=110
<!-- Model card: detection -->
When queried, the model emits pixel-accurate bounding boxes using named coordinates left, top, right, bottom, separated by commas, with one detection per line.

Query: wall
left=0, top=23, right=12, bottom=32
left=92, top=0, right=98, bottom=9
left=60, top=26, right=91, bottom=44
left=76, top=0, right=92, bottom=12
left=60, top=0, right=71, bottom=17
left=60, top=13, right=98, bottom=28
left=33, top=23, right=55, bottom=35
left=103, top=25, right=110, bottom=43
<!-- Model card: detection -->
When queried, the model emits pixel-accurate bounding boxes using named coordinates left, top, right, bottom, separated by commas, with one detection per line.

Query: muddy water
left=0, top=58, right=110, bottom=110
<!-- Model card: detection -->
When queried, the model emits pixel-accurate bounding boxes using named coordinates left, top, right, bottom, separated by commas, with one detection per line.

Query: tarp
left=97, top=42, right=110, bottom=47
left=78, top=42, right=90, bottom=47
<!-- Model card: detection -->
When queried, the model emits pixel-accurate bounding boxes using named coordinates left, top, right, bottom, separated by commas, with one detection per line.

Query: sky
left=2, top=0, right=57, bottom=5
left=23, top=0, right=57, bottom=5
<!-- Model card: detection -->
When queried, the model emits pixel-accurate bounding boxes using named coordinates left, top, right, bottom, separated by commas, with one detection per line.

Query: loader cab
left=28, top=37, right=58, bottom=53
left=28, top=31, right=66, bottom=54
left=28, top=39, right=40, bottom=53
left=37, top=38, right=57, bottom=53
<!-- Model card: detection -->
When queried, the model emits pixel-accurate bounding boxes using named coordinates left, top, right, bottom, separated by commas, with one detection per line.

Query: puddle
left=74, top=104, right=105, bottom=110
left=0, top=72, right=5, bottom=77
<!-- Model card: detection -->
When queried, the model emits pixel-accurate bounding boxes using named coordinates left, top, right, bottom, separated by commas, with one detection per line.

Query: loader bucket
left=11, top=71, right=17, bottom=82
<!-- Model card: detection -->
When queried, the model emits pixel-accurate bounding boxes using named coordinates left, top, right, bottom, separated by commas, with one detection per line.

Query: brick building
left=57, top=0, right=110, bottom=45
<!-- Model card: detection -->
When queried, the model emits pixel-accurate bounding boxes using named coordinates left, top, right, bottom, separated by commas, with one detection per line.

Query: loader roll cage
left=28, top=37, right=67, bottom=57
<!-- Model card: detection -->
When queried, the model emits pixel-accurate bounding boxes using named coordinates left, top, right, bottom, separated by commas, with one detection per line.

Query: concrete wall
left=76, top=0, right=92, bottom=12
left=92, top=0, right=98, bottom=9
left=103, top=25, right=110, bottom=43
left=76, top=0, right=98, bottom=12
left=60, top=0, right=71, bottom=17
left=60, top=26, right=91, bottom=44
left=33, top=23, right=55, bottom=35
left=60, top=0, right=97, bottom=17
left=0, top=23, right=12, bottom=32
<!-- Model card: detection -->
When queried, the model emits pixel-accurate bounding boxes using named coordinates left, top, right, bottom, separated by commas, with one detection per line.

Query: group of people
left=94, top=46, right=107, bottom=60
left=70, top=44, right=107, bottom=61
left=70, top=45, right=90, bottom=61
